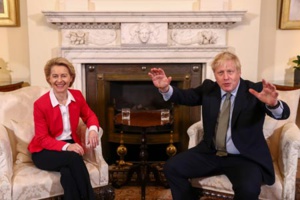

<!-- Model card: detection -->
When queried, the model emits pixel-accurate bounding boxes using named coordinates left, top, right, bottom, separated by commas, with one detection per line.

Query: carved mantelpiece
left=42, top=11, right=246, bottom=93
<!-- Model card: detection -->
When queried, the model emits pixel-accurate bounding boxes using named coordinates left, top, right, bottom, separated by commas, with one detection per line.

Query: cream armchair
left=0, top=86, right=114, bottom=200
left=187, top=89, right=300, bottom=200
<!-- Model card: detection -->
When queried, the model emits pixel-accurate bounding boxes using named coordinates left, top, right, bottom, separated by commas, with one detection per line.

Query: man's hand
left=148, top=68, right=172, bottom=92
left=249, top=79, right=279, bottom=107
left=87, top=130, right=99, bottom=149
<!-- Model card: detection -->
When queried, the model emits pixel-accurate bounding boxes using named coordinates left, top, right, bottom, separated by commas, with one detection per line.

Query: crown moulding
left=42, top=10, right=247, bottom=28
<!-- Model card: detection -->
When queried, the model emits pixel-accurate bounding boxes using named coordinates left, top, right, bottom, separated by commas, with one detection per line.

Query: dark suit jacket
left=169, top=78, right=290, bottom=185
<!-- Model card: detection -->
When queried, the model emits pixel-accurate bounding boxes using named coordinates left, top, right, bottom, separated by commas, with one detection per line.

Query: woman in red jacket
left=28, top=57, right=99, bottom=200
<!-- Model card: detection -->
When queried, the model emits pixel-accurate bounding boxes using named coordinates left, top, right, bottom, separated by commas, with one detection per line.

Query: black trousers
left=32, top=149, right=95, bottom=200
left=163, top=145, right=263, bottom=200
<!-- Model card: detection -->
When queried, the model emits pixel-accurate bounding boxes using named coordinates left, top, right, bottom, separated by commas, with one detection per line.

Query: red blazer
left=28, top=89, right=99, bottom=153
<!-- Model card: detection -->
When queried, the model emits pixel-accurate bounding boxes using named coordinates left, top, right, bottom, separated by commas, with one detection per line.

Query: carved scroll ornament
left=171, top=30, right=218, bottom=46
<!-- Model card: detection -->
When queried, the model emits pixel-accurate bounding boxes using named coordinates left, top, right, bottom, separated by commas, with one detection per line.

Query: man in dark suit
left=148, top=51, right=290, bottom=200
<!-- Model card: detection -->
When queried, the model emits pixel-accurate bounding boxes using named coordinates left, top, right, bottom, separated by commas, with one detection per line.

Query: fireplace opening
left=85, top=63, right=202, bottom=164
left=110, top=81, right=172, bottom=112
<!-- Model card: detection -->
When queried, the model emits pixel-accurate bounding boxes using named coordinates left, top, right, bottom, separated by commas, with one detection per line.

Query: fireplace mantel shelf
left=42, top=10, right=246, bottom=24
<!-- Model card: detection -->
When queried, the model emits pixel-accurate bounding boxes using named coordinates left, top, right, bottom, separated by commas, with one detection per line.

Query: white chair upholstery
left=0, top=86, right=112, bottom=200
left=187, top=89, right=300, bottom=200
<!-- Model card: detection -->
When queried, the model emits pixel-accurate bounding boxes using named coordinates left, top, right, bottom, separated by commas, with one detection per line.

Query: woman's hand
left=67, top=143, right=84, bottom=156
left=87, top=130, right=99, bottom=149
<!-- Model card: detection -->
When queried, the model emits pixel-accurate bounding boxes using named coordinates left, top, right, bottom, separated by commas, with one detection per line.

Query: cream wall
left=0, top=0, right=299, bottom=87
left=0, top=0, right=30, bottom=84
left=228, top=0, right=262, bottom=81
left=258, top=0, right=300, bottom=82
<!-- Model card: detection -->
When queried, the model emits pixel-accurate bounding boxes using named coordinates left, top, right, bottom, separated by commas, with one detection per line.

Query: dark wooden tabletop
left=114, top=110, right=173, bottom=128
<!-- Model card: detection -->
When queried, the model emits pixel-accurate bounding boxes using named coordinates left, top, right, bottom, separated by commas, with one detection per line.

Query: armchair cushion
left=7, top=119, right=106, bottom=200
left=12, top=162, right=100, bottom=200
left=10, top=120, right=34, bottom=164
left=190, top=162, right=283, bottom=199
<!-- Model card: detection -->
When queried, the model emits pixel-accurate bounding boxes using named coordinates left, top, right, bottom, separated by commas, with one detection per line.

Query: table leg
left=140, top=128, right=148, bottom=200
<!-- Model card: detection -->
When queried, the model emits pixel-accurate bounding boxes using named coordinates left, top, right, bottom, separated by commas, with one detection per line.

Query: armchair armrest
left=77, top=123, right=109, bottom=186
left=0, top=125, right=13, bottom=200
left=90, top=127, right=109, bottom=186
left=187, top=121, right=204, bottom=149
left=277, top=122, right=300, bottom=200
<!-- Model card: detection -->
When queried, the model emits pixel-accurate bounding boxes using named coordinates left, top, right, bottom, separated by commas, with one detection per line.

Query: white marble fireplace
left=42, top=10, right=246, bottom=161
left=43, top=10, right=246, bottom=94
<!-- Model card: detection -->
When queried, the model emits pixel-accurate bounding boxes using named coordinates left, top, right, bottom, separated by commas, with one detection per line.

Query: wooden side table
left=114, top=110, right=173, bottom=200
left=0, top=81, right=24, bottom=92
left=273, top=81, right=300, bottom=91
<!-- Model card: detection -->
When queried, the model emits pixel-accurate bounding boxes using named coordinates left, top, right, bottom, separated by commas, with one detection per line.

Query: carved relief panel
left=60, top=22, right=227, bottom=48
left=169, top=23, right=226, bottom=46
left=121, top=23, right=168, bottom=46
left=61, top=23, right=119, bottom=47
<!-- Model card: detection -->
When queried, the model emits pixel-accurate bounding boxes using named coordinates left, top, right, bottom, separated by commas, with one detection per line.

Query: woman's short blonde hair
left=211, top=51, right=241, bottom=72
left=44, top=57, right=76, bottom=87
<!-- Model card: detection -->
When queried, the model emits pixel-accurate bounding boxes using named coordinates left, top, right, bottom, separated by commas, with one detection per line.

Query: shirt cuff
left=267, top=101, right=280, bottom=109
left=62, top=143, right=70, bottom=151
left=160, top=85, right=173, bottom=101
left=89, top=125, right=99, bottom=133
left=266, top=100, right=284, bottom=118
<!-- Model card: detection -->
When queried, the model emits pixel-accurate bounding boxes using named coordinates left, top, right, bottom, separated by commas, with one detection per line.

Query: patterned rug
left=114, top=186, right=214, bottom=200
left=115, top=186, right=172, bottom=200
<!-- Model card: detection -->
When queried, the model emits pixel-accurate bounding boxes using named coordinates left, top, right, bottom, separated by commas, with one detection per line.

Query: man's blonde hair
left=211, top=51, right=241, bottom=72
